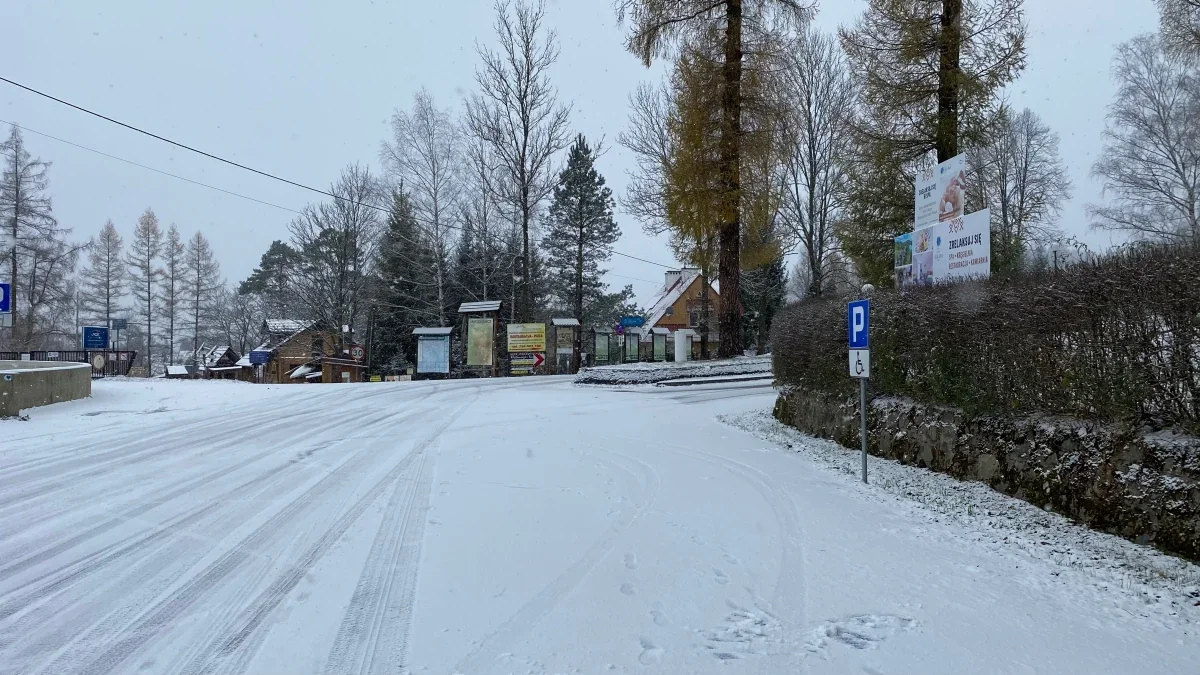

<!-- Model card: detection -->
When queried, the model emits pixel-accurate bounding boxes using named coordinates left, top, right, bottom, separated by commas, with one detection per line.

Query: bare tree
left=455, top=134, right=512, bottom=303
left=466, top=0, right=571, bottom=320
left=80, top=220, right=126, bottom=337
left=381, top=89, right=460, bottom=326
left=1090, top=34, right=1200, bottom=242
left=126, top=208, right=162, bottom=372
left=1, top=125, right=80, bottom=349
left=620, top=82, right=675, bottom=232
left=1157, top=0, right=1200, bottom=57
left=969, top=107, right=1072, bottom=272
left=289, top=164, right=383, bottom=352
left=214, top=285, right=260, bottom=356
left=157, top=224, right=186, bottom=364
left=775, top=26, right=854, bottom=298
left=183, top=230, right=222, bottom=363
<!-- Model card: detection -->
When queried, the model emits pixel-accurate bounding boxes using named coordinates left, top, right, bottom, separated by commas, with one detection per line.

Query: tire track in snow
left=604, top=426, right=810, bottom=667
left=0, top=397, right=403, bottom=573
left=0, top=406, right=415, bottom=671
left=70, top=392, right=475, bottom=675
left=320, top=438, right=436, bottom=675
left=14, top=402, right=435, bottom=675
left=0, top=403, right=318, bottom=515
left=452, top=442, right=660, bottom=674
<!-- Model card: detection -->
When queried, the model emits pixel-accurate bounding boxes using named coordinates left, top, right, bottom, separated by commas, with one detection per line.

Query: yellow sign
left=507, top=323, right=546, bottom=352
left=369, top=375, right=382, bottom=382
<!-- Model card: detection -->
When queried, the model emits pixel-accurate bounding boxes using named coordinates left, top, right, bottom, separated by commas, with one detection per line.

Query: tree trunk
left=9, top=169, right=20, bottom=348
left=937, top=0, right=963, bottom=162
left=575, top=220, right=584, bottom=371
left=521, top=192, right=532, bottom=321
left=717, top=0, right=744, bottom=358
left=700, top=270, right=711, bottom=360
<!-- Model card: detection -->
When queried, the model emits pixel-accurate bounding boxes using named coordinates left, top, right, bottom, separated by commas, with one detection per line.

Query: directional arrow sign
left=533, top=353, right=545, bottom=368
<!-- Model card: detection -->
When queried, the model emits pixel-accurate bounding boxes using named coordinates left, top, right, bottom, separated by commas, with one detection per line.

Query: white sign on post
left=849, top=349, right=870, bottom=378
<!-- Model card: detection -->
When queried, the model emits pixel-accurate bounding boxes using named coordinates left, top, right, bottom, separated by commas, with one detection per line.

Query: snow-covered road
left=1, top=377, right=1196, bottom=674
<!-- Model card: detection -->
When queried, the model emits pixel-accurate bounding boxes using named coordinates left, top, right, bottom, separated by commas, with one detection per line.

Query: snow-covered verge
left=723, top=410, right=1200, bottom=621
left=575, top=354, right=771, bottom=385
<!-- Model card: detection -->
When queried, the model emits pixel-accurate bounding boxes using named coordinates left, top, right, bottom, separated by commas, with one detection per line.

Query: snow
left=1, top=377, right=1197, bottom=674
left=575, top=354, right=772, bottom=385
left=459, top=300, right=502, bottom=313
left=264, top=319, right=310, bottom=334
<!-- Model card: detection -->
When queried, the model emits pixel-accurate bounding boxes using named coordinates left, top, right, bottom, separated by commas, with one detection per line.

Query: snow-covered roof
left=413, top=327, right=453, bottom=335
left=264, top=319, right=311, bottom=334
left=202, top=345, right=233, bottom=366
left=166, top=365, right=189, bottom=376
left=458, top=300, right=501, bottom=313
left=650, top=327, right=670, bottom=335
left=643, top=269, right=718, bottom=330
left=551, top=318, right=580, bottom=327
left=206, top=365, right=241, bottom=372
left=235, top=355, right=252, bottom=368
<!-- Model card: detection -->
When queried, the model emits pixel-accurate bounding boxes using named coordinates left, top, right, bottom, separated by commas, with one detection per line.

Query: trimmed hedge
left=771, top=242, right=1200, bottom=433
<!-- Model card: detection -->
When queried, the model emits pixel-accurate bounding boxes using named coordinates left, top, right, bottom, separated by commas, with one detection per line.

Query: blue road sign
left=110, top=318, right=128, bottom=330
left=0, top=283, right=9, bottom=313
left=848, top=299, right=870, bottom=349
left=620, top=316, right=646, bottom=328
left=82, top=326, right=109, bottom=350
left=249, top=350, right=271, bottom=365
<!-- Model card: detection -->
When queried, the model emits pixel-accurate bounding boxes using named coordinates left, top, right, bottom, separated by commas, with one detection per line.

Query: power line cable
left=0, top=119, right=304, bottom=215
left=0, top=75, right=676, bottom=269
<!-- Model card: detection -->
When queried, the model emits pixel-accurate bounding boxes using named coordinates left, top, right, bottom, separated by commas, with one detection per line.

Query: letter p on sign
left=847, top=299, right=869, bottom=349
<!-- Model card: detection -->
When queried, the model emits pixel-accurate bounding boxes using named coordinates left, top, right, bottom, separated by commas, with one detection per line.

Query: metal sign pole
left=860, top=377, right=868, bottom=484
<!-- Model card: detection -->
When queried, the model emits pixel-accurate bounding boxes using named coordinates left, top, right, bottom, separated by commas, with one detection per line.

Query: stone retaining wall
left=0, top=361, right=92, bottom=417
left=773, top=387, right=1200, bottom=561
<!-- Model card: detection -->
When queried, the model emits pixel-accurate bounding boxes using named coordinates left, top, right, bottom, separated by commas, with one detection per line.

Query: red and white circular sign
left=350, top=344, right=366, bottom=361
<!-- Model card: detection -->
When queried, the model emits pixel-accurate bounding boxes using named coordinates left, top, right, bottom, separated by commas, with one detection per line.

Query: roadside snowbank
left=576, top=355, right=772, bottom=386
left=722, top=410, right=1200, bottom=624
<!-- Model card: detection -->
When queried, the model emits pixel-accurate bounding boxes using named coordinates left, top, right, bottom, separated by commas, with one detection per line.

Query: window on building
left=664, top=306, right=673, bottom=317
left=689, top=311, right=701, bottom=328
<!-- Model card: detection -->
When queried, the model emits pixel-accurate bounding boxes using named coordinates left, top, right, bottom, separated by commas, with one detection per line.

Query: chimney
left=664, top=270, right=682, bottom=289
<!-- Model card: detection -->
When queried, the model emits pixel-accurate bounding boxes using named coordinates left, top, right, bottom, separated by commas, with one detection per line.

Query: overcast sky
left=3, top=0, right=1160, bottom=305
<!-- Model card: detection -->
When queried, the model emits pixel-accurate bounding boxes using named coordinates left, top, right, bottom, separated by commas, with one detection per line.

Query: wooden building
left=259, top=320, right=336, bottom=384
left=642, top=269, right=720, bottom=357
left=197, top=345, right=242, bottom=380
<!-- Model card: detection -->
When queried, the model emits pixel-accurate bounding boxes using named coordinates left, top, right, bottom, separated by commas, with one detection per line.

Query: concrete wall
left=774, top=387, right=1200, bottom=562
left=0, top=361, right=92, bottom=417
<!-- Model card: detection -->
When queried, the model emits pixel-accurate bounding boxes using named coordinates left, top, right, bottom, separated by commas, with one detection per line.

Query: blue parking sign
left=848, top=299, right=869, bottom=349
left=0, top=283, right=9, bottom=313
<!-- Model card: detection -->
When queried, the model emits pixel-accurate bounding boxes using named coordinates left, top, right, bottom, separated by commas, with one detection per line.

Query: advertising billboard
left=506, top=323, right=546, bottom=352
left=915, top=153, right=967, bottom=229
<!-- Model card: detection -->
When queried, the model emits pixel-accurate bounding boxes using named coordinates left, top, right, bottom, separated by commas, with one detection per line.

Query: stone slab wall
left=773, top=387, right=1200, bottom=561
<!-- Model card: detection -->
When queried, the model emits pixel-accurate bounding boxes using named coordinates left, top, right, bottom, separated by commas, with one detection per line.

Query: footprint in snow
left=723, top=553, right=740, bottom=565
left=650, top=609, right=670, bottom=626
left=637, top=637, right=664, bottom=665
left=620, top=583, right=636, bottom=596
left=713, top=568, right=730, bottom=585
left=805, top=614, right=916, bottom=654
left=624, top=553, right=638, bottom=570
